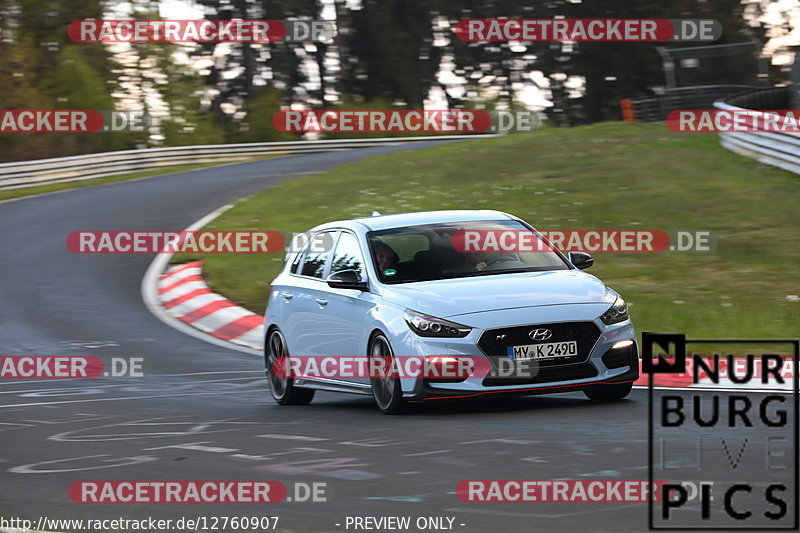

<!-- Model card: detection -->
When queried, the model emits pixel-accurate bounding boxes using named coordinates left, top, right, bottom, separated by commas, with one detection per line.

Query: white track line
left=0, top=388, right=261, bottom=409
left=140, top=204, right=262, bottom=357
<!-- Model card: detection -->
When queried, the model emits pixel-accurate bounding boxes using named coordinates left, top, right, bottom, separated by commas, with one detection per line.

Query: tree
left=0, top=0, right=135, bottom=161
left=336, top=0, right=443, bottom=107
left=192, top=0, right=318, bottom=135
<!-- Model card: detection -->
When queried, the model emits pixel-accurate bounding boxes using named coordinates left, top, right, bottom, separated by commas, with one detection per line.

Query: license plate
left=508, top=340, right=578, bottom=360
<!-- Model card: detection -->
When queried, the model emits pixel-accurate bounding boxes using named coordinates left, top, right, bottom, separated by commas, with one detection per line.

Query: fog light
left=424, top=355, right=471, bottom=382
left=612, top=339, right=634, bottom=350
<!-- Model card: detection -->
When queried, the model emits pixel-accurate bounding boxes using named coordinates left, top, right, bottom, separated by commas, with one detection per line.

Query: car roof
left=349, top=210, right=516, bottom=231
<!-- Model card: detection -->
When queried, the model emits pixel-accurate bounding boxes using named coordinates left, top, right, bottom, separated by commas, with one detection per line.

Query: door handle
left=315, top=298, right=328, bottom=306
left=282, top=293, right=294, bottom=301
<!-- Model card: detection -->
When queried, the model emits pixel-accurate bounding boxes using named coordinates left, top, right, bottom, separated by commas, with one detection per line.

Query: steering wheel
left=484, top=253, right=516, bottom=267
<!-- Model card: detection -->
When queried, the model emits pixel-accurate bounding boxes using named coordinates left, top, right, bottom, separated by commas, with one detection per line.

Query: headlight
left=404, top=310, right=471, bottom=338
left=600, top=297, right=629, bottom=325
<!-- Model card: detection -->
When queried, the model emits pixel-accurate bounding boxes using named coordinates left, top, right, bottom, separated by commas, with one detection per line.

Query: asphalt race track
left=0, top=144, right=794, bottom=532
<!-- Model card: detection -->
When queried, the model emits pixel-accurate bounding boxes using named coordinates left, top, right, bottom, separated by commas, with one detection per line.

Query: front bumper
left=396, top=312, right=637, bottom=400
left=410, top=349, right=639, bottom=400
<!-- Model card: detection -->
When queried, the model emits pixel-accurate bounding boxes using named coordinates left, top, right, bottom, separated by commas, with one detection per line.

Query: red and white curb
left=157, top=261, right=263, bottom=351
left=141, top=204, right=262, bottom=356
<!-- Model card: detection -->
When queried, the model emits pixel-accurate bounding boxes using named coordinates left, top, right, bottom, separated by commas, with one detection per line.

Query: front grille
left=482, top=361, right=598, bottom=386
left=602, top=343, right=638, bottom=369
left=477, top=321, right=601, bottom=367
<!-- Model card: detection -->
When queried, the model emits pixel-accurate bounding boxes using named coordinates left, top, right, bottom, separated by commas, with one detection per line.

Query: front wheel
left=265, top=329, right=314, bottom=406
left=583, top=382, right=633, bottom=402
left=369, top=333, right=407, bottom=414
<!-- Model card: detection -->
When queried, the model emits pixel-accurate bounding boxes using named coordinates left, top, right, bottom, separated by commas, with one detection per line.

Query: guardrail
left=713, top=87, right=800, bottom=175
left=0, top=135, right=495, bottom=190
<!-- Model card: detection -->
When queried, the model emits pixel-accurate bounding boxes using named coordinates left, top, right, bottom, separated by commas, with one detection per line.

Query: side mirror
left=326, top=269, right=369, bottom=291
left=568, top=251, right=594, bottom=270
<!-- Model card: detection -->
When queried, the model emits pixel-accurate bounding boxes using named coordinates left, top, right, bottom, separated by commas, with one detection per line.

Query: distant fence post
left=620, top=99, right=635, bottom=122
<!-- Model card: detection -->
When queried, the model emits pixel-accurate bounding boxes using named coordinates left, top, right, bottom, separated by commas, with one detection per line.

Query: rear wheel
left=369, top=333, right=407, bottom=414
left=265, top=329, right=314, bottom=406
left=583, top=382, right=633, bottom=402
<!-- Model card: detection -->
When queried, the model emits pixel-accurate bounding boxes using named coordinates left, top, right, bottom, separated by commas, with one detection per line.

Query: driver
left=445, top=250, right=488, bottom=272
left=470, top=252, right=489, bottom=271
left=373, top=241, right=399, bottom=272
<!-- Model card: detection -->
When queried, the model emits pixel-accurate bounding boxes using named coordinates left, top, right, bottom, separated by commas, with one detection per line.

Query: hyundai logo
left=529, top=328, right=553, bottom=341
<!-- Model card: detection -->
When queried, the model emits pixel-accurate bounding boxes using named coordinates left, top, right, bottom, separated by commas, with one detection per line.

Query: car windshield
left=367, top=220, right=569, bottom=284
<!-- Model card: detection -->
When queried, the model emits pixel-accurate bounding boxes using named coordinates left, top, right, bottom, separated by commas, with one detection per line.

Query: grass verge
left=176, top=123, right=800, bottom=339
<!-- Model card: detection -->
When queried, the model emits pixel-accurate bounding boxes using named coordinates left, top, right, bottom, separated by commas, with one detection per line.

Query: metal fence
left=714, top=86, right=800, bottom=175
left=629, top=85, right=759, bottom=122
left=0, top=135, right=495, bottom=190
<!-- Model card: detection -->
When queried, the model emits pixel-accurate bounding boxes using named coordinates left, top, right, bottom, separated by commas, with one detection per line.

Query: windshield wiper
left=477, top=267, right=537, bottom=276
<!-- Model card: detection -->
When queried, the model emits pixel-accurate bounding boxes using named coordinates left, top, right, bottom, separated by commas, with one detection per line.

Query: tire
left=368, top=333, right=407, bottom=414
left=265, top=329, right=314, bottom=406
left=583, top=382, right=633, bottom=402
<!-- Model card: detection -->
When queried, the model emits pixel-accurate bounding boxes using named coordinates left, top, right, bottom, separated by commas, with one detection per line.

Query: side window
left=299, top=231, right=335, bottom=279
left=290, top=240, right=309, bottom=274
left=330, top=232, right=366, bottom=280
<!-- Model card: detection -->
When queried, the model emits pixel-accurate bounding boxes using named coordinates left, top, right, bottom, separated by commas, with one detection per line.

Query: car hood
left=378, top=269, right=615, bottom=319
